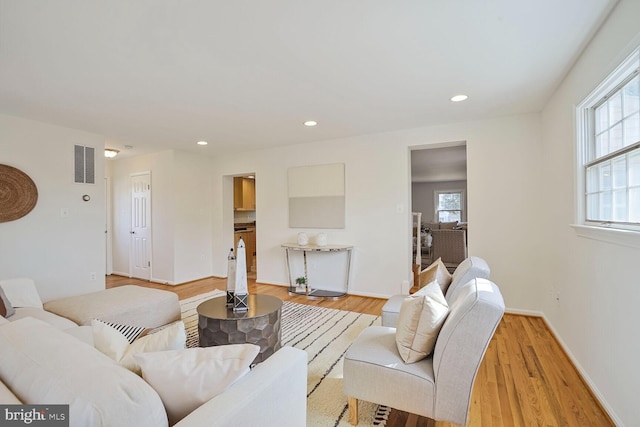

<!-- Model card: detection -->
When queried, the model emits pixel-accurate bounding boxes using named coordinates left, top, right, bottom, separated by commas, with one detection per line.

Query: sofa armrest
left=175, top=346, right=307, bottom=427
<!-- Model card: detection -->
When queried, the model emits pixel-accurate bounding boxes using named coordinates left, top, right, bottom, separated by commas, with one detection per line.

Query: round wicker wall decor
left=0, top=164, right=38, bottom=223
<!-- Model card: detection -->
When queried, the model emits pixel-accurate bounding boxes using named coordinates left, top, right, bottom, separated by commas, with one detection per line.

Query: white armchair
left=343, top=278, right=504, bottom=426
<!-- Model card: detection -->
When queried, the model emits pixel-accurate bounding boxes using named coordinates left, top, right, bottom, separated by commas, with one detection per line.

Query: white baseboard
left=109, top=271, right=129, bottom=277
left=505, top=307, right=544, bottom=317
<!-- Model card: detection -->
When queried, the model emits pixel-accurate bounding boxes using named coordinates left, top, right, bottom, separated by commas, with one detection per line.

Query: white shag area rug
left=180, top=291, right=389, bottom=427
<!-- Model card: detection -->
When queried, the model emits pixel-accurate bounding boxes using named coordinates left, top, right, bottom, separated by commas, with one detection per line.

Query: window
left=435, top=190, right=464, bottom=222
left=577, top=47, right=640, bottom=231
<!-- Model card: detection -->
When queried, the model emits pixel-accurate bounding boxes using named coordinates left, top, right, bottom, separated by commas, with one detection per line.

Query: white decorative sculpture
left=297, top=232, right=309, bottom=246
left=233, top=238, right=249, bottom=312
left=316, top=232, right=327, bottom=247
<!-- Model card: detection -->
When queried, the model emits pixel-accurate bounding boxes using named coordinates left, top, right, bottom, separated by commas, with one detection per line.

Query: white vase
left=316, top=232, right=327, bottom=246
left=297, top=232, right=309, bottom=246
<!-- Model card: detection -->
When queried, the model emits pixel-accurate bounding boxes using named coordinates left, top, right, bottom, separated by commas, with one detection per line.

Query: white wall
left=110, top=150, right=213, bottom=285
left=210, top=113, right=544, bottom=308
left=173, top=151, right=213, bottom=284
left=540, top=1, right=640, bottom=425
left=0, top=114, right=106, bottom=300
left=412, top=180, right=468, bottom=223
left=111, top=151, right=175, bottom=283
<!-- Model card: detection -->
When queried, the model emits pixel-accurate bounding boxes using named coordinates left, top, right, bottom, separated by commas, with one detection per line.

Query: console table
left=282, top=243, right=353, bottom=299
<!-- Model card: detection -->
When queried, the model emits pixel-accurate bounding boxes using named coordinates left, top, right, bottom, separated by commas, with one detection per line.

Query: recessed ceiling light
left=450, top=95, right=468, bottom=102
left=197, top=141, right=208, bottom=146
left=303, top=120, right=317, bottom=127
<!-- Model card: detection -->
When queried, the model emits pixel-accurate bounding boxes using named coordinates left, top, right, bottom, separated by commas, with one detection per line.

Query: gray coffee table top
left=197, top=294, right=282, bottom=320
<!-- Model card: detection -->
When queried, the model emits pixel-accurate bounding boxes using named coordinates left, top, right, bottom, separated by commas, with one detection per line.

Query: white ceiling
left=412, top=145, right=467, bottom=183
left=0, top=0, right=616, bottom=158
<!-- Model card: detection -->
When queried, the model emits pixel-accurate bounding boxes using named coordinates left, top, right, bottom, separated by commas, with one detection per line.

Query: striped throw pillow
left=93, top=319, right=148, bottom=344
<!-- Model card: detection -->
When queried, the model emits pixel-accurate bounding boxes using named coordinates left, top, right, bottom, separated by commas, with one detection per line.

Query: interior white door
left=130, top=173, right=151, bottom=280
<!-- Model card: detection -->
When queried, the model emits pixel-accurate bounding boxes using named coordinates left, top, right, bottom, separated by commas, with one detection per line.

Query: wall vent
left=74, top=145, right=95, bottom=184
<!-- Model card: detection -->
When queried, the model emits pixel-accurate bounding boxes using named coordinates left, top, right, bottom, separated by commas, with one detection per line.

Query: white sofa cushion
left=10, top=307, right=78, bottom=330
left=44, top=285, right=180, bottom=328
left=395, top=280, right=450, bottom=363
left=0, top=277, right=43, bottom=309
left=0, top=317, right=168, bottom=427
left=136, top=344, right=259, bottom=425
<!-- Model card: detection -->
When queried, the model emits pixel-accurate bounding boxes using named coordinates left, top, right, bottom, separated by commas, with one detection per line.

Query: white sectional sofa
left=0, top=278, right=307, bottom=427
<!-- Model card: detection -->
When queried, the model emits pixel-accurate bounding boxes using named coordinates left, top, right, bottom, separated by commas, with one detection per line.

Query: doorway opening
left=410, top=143, right=467, bottom=275
left=233, top=174, right=257, bottom=280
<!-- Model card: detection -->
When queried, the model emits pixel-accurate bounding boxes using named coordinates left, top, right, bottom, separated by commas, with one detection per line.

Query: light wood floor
left=106, top=275, right=614, bottom=427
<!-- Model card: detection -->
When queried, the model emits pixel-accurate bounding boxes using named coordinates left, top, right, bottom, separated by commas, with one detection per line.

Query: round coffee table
left=197, top=294, right=282, bottom=364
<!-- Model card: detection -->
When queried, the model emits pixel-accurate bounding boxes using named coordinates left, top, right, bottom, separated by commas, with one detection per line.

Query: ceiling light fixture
left=450, top=94, right=469, bottom=102
left=104, top=148, right=119, bottom=158
left=303, top=120, right=317, bottom=127
left=197, top=141, right=208, bottom=146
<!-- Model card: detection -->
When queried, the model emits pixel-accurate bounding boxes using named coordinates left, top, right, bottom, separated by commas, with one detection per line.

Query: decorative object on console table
left=282, top=243, right=353, bottom=299
left=316, top=232, right=327, bottom=247
left=297, top=232, right=309, bottom=246
left=226, top=248, right=236, bottom=307
left=233, top=238, right=249, bottom=312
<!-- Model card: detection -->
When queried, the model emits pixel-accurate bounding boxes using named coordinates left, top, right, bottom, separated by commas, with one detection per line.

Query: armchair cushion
left=396, top=281, right=450, bottom=363
left=344, top=326, right=436, bottom=417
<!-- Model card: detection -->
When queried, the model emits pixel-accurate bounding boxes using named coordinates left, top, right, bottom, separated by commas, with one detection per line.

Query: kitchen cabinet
left=234, top=177, right=255, bottom=210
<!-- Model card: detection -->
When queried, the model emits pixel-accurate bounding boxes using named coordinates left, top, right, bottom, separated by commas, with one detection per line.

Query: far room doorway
left=410, top=143, right=468, bottom=274
left=233, top=175, right=257, bottom=279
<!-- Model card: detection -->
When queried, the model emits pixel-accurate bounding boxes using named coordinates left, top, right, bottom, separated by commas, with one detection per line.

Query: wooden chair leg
left=348, top=396, right=358, bottom=425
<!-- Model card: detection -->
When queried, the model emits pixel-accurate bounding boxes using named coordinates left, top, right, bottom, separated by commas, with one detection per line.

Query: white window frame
left=575, top=46, right=640, bottom=245
left=434, top=190, right=465, bottom=223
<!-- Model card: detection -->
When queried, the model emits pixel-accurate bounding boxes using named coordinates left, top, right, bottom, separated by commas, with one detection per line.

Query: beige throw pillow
left=416, top=257, right=452, bottom=293
left=92, top=319, right=186, bottom=374
left=0, top=286, right=14, bottom=318
left=135, top=344, right=260, bottom=425
left=0, top=278, right=43, bottom=309
left=396, top=280, right=450, bottom=363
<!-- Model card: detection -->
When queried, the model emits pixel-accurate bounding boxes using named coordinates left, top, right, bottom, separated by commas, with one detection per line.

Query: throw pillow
left=0, top=278, right=43, bottom=309
left=395, top=280, right=450, bottom=364
left=94, top=319, right=148, bottom=343
left=416, top=257, right=453, bottom=293
left=92, top=318, right=131, bottom=361
left=120, top=322, right=187, bottom=374
left=92, top=319, right=186, bottom=375
left=0, top=286, right=15, bottom=318
left=135, top=344, right=260, bottom=425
